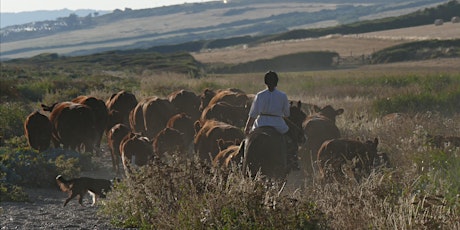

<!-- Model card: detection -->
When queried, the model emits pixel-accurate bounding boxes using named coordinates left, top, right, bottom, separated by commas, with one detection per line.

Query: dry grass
left=99, top=63, right=460, bottom=228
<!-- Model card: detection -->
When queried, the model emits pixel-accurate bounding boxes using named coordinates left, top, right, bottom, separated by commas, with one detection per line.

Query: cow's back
left=106, top=91, right=138, bottom=127
left=167, top=113, right=195, bottom=149
left=194, top=120, right=244, bottom=161
left=49, top=102, right=97, bottom=152
left=24, top=111, right=52, bottom=152
left=168, top=90, right=201, bottom=121
left=72, top=95, right=109, bottom=148
left=301, top=105, right=343, bottom=174
left=317, top=138, right=379, bottom=182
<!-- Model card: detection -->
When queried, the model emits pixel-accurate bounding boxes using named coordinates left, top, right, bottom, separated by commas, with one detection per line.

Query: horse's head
left=289, top=100, right=307, bottom=128
left=284, top=118, right=306, bottom=145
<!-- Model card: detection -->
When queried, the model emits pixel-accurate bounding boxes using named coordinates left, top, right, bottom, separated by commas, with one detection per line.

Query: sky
left=1, top=0, right=214, bottom=13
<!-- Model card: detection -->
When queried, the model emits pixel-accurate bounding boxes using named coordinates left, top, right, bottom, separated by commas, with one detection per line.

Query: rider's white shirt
left=248, top=88, right=290, bottom=134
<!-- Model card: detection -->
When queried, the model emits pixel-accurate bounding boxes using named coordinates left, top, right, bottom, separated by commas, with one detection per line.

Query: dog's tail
left=55, top=175, right=71, bottom=192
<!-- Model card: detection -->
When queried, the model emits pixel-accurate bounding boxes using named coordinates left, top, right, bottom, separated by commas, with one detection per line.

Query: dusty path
left=0, top=150, right=123, bottom=230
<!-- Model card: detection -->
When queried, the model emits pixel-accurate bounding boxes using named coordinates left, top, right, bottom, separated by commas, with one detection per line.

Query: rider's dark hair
left=264, top=70, right=278, bottom=87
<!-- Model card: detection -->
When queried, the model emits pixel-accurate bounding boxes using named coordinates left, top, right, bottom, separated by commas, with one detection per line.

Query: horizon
left=0, top=0, right=215, bottom=13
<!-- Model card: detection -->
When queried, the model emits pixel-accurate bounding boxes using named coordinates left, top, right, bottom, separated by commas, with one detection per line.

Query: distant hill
left=0, top=0, right=453, bottom=60
left=0, top=9, right=110, bottom=28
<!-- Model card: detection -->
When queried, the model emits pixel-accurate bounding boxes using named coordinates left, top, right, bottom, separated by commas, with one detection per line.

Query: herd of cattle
left=24, top=88, right=398, bottom=181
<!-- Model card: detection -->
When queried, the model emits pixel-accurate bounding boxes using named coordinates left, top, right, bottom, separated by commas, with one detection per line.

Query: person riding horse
left=244, top=71, right=300, bottom=171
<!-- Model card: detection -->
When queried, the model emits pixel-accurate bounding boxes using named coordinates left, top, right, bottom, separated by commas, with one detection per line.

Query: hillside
left=192, top=23, right=460, bottom=64
left=0, top=0, right=449, bottom=60
left=0, top=9, right=110, bottom=28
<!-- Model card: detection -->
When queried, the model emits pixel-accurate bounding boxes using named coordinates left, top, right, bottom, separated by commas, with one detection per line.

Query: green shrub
left=412, top=148, right=460, bottom=206
left=0, top=145, right=84, bottom=188
left=372, top=87, right=460, bottom=115
left=0, top=103, right=30, bottom=140
left=373, top=75, right=460, bottom=114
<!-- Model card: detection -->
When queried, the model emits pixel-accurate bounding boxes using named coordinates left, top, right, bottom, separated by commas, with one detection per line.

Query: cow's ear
left=217, top=139, right=225, bottom=150
left=194, top=121, right=201, bottom=133
left=336, top=109, right=344, bottom=115
left=297, top=100, right=301, bottom=109
left=374, top=137, right=379, bottom=146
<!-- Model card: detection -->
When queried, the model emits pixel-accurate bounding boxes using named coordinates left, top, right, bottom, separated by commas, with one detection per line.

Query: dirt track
left=0, top=151, right=121, bottom=230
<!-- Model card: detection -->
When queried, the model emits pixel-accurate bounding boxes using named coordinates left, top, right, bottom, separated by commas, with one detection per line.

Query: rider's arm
left=244, top=117, right=256, bottom=135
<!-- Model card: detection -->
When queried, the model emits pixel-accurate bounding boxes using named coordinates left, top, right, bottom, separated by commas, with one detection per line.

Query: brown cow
left=200, top=101, right=249, bottom=128
left=199, top=88, right=217, bottom=112
left=24, top=111, right=52, bottom=152
left=107, top=123, right=131, bottom=174
left=41, top=102, right=97, bottom=153
left=106, top=90, right=138, bottom=128
left=166, top=113, right=195, bottom=151
left=199, top=88, right=248, bottom=112
left=317, top=137, right=380, bottom=182
left=168, top=89, right=201, bottom=122
left=212, top=139, right=242, bottom=168
left=129, top=96, right=178, bottom=140
left=120, top=132, right=153, bottom=176
left=302, top=105, right=344, bottom=174
left=72, top=96, right=109, bottom=150
left=153, top=127, right=188, bottom=158
left=194, top=119, right=244, bottom=162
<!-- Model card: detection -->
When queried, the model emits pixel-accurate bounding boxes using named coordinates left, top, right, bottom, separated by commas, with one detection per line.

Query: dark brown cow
left=200, top=101, right=249, bottom=128
left=194, top=119, right=244, bottom=162
left=302, top=105, right=344, bottom=174
left=106, top=90, right=138, bottom=128
left=168, top=89, right=201, bottom=122
left=107, top=123, right=130, bottom=174
left=41, top=102, right=97, bottom=153
left=153, top=127, right=187, bottom=158
left=317, top=138, right=380, bottom=182
left=166, top=113, right=195, bottom=150
left=199, top=88, right=248, bottom=112
left=212, top=139, right=242, bottom=168
left=120, top=132, right=153, bottom=176
left=24, top=111, right=52, bottom=152
left=129, top=96, right=178, bottom=139
left=72, top=96, right=109, bottom=150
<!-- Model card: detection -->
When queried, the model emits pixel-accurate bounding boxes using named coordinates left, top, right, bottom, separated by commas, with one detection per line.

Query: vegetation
left=101, top=157, right=326, bottom=229
left=2, top=0, right=459, bottom=227
left=1, top=52, right=460, bottom=228
left=371, top=39, right=460, bottom=63
left=207, top=51, right=340, bottom=73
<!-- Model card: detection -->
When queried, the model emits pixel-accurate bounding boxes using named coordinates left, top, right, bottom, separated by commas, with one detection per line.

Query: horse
left=242, top=117, right=305, bottom=180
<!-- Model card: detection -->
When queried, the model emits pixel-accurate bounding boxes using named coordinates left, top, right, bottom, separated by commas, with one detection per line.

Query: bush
left=100, top=156, right=326, bottom=229
left=0, top=144, right=85, bottom=188
left=0, top=102, right=30, bottom=140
